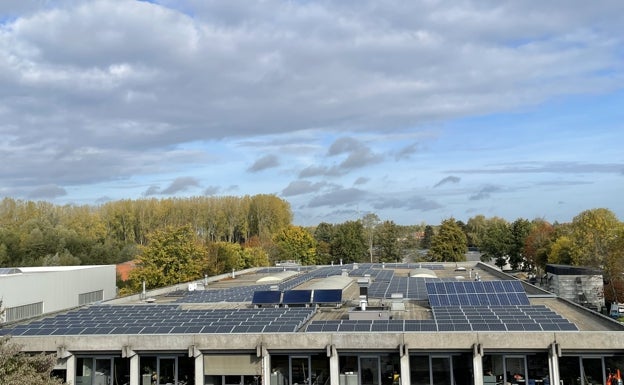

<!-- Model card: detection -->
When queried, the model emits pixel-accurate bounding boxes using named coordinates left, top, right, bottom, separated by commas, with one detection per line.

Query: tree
left=362, top=213, right=380, bottom=263
left=548, top=236, right=575, bottom=265
left=523, top=219, right=554, bottom=272
left=509, top=218, right=532, bottom=270
left=127, top=225, right=206, bottom=292
left=331, top=221, right=366, bottom=264
left=313, top=223, right=334, bottom=265
left=479, top=218, right=513, bottom=269
left=272, top=225, right=317, bottom=265
left=428, top=218, right=467, bottom=262
left=377, top=220, right=401, bottom=263
left=0, top=336, right=66, bottom=385
left=465, top=215, right=487, bottom=248
left=569, top=208, right=620, bottom=268
left=420, top=225, right=434, bottom=249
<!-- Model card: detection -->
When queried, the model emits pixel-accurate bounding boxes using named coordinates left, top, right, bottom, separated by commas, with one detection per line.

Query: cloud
left=248, top=154, right=280, bottom=172
left=339, top=147, right=383, bottom=170
left=161, top=177, right=200, bottom=194
left=325, top=137, right=382, bottom=171
left=28, top=185, right=67, bottom=199
left=434, top=176, right=461, bottom=188
left=372, top=196, right=443, bottom=212
left=204, top=185, right=220, bottom=195
left=395, top=142, right=420, bottom=161
left=298, top=165, right=343, bottom=178
left=143, top=185, right=161, bottom=196
left=328, top=137, right=363, bottom=156
left=354, top=177, right=369, bottom=185
left=451, top=161, right=624, bottom=175
left=281, top=180, right=327, bottom=197
left=469, top=185, right=502, bottom=201
left=308, top=188, right=367, bottom=208
left=145, top=177, right=200, bottom=196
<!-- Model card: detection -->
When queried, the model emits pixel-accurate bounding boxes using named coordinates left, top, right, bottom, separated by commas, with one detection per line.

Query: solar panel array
left=305, top=305, right=577, bottom=332
left=251, top=289, right=343, bottom=306
left=426, top=280, right=531, bottom=307
left=0, top=305, right=317, bottom=336
left=432, top=305, right=578, bottom=331
left=368, top=277, right=434, bottom=300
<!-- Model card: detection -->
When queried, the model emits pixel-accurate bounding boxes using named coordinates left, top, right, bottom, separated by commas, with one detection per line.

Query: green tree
left=128, top=225, right=206, bottom=292
left=273, top=225, right=317, bottom=265
left=331, top=221, right=366, bottom=264
left=420, top=225, right=434, bottom=249
left=465, top=215, right=487, bottom=248
left=377, top=220, right=401, bottom=263
left=313, top=223, right=334, bottom=265
left=509, top=218, right=532, bottom=270
left=428, top=218, right=467, bottom=262
left=480, top=218, right=513, bottom=269
left=0, top=336, right=65, bottom=385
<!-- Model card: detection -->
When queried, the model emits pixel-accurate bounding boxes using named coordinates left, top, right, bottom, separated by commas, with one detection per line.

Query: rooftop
left=2, top=261, right=621, bottom=339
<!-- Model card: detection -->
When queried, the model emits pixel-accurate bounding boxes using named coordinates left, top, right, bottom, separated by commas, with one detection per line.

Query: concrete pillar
left=329, top=345, right=339, bottom=385
left=65, top=354, right=76, bottom=385
left=261, top=347, right=270, bottom=385
left=472, top=343, right=484, bottom=385
left=195, top=354, right=205, bottom=385
left=548, top=343, right=560, bottom=385
left=399, top=344, right=410, bottom=385
left=130, top=354, right=140, bottom=385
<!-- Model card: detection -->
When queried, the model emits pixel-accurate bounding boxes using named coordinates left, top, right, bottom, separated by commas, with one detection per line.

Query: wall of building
left=547, top=273, right=605, bottom=311
left=0, top=265, right=116, bottom=321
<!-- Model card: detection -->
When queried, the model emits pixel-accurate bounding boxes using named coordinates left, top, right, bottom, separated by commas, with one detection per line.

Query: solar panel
left=313, top=289, right=342, bottom=304
left=282, top=290, right=312, bottom=305
left=251, top=290, right=282, bottom=305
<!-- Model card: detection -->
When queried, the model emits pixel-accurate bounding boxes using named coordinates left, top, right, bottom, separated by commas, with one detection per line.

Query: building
left=0, top=265, right=116, bottom=323
left=544, top=264, right=605, bottom=311
left=2, top=261, right=624, bottom=385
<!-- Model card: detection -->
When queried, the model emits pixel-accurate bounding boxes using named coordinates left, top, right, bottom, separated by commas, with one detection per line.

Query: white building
left=0, top=265, right=116, bottom=322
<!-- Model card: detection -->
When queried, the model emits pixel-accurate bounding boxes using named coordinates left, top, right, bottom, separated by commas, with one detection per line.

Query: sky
left=0, top=0, right=623, bottom=226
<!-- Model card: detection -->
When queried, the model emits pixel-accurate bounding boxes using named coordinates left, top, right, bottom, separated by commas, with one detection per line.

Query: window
left=5, top=301, right=43, bottom=322
left=79, top=290, right=104, bottom=305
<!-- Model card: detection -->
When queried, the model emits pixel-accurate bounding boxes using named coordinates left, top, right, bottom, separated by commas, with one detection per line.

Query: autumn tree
left=428, top=218, right=467, bottom=262
left=523, top=219, right=555, bottom=272
left=272, top=225, right=317, bottom=265
left=569, top=208, right=621, bottom=268
left=127, top=225, right=206, bottom=292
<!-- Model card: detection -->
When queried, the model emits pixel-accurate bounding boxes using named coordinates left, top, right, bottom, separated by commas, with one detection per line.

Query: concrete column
left=399, top=344, right=410, bottom=385
left=65, top=354, right=76, bottom=385
left=130, top=354, right=140, bottom=385
left=261, top=347, right=271, bottom=385
left=329, top=345, right=339, bottom=385
left=548, top=343, right=560, bottom=385
left=472, top=344, right=484, bottom=385
left=195, top=354, right=205, bottom=385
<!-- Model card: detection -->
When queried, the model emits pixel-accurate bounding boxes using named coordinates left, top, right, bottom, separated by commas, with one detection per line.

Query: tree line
left=1, top=196, right=621, bottom=299
left=423, top=209, right=624, bottom=303
left=0, top=195, right=291, bottom=267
